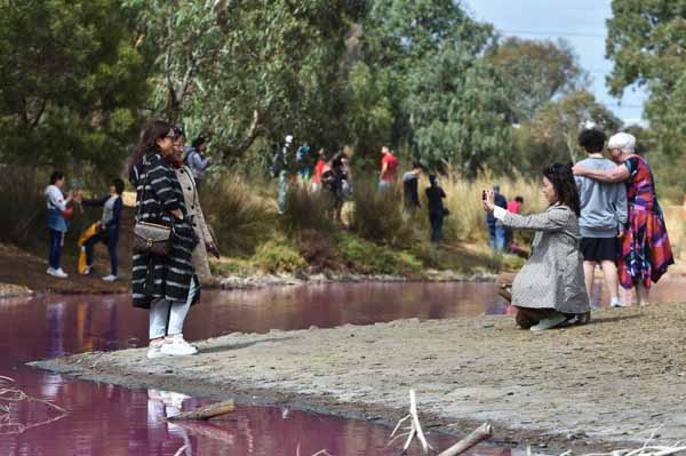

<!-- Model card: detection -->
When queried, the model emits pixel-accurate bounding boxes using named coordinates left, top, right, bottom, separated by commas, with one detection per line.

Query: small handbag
left=133, top=221, right=173, bottom=256
left=133, top=157, right=173, bottom=256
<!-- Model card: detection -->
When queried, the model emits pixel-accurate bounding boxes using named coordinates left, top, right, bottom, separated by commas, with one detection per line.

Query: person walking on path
left=378, top=146, right=398, bottom=191
left=575, top=129, right=627, bottom=308
left=185, top=136, right=211, bottom=190
left=45, top=171, right=75, bottom=278
left=426, top=174, right=447, bottom=243
left=403, top=162, right=423, bottom=212
left=486, top=184, right=508, bottom=252
left=129, top=120, right=200, bottom=359
left=172, top=126, right=218, bottom=281
left=573, top=132, right=673, bottom=306
left=80, top=178, right=125, bottom=281
left=483, top=164, right=590, bottom=331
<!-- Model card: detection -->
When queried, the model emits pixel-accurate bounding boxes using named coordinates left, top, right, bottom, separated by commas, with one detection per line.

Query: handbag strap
left=135, top=154, right=151, bottom=223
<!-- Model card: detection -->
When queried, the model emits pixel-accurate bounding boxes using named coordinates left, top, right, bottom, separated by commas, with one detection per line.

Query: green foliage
left=487, top=37, right=588, bottom=121
left=357, top=0, right=513, bottom=174
left=606, top=0, right=686, bottom=156
left=510, top=90, right=622, bottom=174
left=336, top=232, right=422, bottom=275
left=0, top=0, right=147, bottom=176
left=124, top=0, right=360, bottom=161
left=253, top=239, right=307, bottom=273
left=200, top=173, right=274, bottom=256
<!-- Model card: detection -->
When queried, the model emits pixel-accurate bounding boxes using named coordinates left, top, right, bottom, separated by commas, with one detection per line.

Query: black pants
left=429, top=211, right=444, bottom=243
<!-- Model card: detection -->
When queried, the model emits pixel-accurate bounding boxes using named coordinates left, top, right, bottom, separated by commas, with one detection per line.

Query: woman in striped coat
left=128, top=120, right=200, bottom=359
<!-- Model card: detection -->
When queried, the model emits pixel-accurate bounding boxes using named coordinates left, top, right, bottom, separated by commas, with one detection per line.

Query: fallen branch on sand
left=167, top=399, right=235, bottom=421
left=0, top=375, right=68, bottom=435
left=389, top=389, right=492, bottom=455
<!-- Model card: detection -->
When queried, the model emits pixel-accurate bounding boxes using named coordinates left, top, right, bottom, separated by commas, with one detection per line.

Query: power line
left=501, top=29, right=606, bottom=39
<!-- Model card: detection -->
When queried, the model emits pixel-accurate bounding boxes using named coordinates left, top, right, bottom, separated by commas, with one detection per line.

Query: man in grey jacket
left=576, top=129, right=628, bottom=307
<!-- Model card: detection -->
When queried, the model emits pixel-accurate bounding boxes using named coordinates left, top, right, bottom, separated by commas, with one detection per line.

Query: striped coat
left=130, top=152, right=198, bottom=308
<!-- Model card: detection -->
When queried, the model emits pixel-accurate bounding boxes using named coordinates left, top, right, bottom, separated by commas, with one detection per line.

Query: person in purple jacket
left=80, top=178, right=124, bottom=281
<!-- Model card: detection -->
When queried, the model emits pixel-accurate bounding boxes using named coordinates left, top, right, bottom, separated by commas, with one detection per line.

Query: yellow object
left=77, top=223, right=99, bottom=274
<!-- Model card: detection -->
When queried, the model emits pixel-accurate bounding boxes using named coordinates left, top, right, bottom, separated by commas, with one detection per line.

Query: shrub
left=281, top=186, right=336, bottom=235
left=253, top=240, right=307, bottom=273
left=201, top=173, right=275, bottom=256
left=337, top=232, right=422, bottom=275
left=296, top=229, right=343, bottom=271
left=349, top=178, right=416, bottom=247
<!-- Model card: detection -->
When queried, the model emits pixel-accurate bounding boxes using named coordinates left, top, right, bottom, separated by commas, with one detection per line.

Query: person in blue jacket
left=81, top=178, right=124, bottom=281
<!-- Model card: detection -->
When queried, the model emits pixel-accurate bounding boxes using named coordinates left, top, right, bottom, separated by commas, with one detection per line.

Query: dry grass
left=434, top=172, right=546, bottom=242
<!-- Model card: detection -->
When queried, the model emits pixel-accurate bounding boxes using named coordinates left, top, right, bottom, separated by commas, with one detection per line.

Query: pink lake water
left=2, top=276, right=682, bottom=455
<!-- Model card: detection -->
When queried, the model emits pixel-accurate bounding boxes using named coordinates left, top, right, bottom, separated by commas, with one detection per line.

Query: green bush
left=253, top=240, right=307, bottom=273
left=201, top=173, right=275, bottom=256
left=337, top=232, right=422, bottom=275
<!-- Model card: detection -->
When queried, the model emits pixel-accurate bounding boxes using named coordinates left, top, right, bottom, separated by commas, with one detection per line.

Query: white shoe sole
left=161, top=347, right=198, bottom=356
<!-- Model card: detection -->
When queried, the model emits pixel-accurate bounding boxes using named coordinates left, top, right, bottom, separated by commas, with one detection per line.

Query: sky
left=464, top=0, right=647, bottom=124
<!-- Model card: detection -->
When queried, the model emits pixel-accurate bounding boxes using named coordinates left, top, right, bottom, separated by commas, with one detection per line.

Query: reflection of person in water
left=147, top=389, right=193, bottom=454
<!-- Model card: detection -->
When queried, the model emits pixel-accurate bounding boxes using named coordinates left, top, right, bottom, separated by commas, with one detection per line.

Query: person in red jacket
left=378, top=146, right=398, bottom=191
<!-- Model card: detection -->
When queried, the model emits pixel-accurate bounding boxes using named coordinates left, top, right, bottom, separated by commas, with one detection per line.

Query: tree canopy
left=0, top=0, right=147, bottom=177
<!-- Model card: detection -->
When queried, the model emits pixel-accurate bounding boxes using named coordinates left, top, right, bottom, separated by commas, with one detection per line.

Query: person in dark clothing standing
left=80, top=178, right=125, bottom=281
left=403, top=162, right=422, bottom=212
left=426, top=175, right=447, bottom=243
left=486, top=184, right=508, bottom=252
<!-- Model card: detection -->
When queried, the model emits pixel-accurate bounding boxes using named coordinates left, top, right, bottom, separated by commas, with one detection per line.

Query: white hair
left=608, top=132, right=636, bottom=153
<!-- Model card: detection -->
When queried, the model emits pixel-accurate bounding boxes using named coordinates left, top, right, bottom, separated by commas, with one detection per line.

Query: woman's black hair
left=578, top=128, right=606, bottom=153
left=128, top=120, right=173, bottom=178
left=192, top=136, right=207, bottom=148
left=112, top=178, right=125, bottom=195
left=542, top=163, right=581, bottom=216
left=50, top=171, right=64, bottom=185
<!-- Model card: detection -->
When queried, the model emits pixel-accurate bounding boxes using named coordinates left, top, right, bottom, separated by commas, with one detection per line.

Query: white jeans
left=149, top=279, right=198, bottom=340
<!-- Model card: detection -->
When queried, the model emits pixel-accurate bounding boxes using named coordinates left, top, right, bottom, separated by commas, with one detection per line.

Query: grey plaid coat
left=130, top=152, right=198, bottom=308
left=500, top=204, right=590, bottom=314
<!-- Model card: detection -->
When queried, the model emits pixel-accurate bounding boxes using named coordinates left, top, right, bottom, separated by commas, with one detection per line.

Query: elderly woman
left=573, top=132, right=673, bottom=306
left=129, top=121, right=200, bottom=359
left=483, top=163, right=590, bottom=330
left=171, top=126, right=218, bottom=281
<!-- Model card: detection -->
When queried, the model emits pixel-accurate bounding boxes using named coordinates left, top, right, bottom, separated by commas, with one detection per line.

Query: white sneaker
left=81, top=266, right=91, bottom=275
left=147, top=340, right=166, bottom=359
left=610, top=297, right=625, bottom=308
left=161, top=335, right=198, bottom=356
left=102, top=274, right=118, bottom=282
left=47, top=268, right=68, bottom=278
left=530, top=313, right=568, bottom=331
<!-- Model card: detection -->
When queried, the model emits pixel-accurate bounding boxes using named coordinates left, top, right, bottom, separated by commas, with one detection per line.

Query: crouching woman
left=483, top=163, right=590, bottom=331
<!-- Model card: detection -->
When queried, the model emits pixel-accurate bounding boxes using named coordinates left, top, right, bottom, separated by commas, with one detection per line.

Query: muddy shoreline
left=31, top=304, right=686, bottom=454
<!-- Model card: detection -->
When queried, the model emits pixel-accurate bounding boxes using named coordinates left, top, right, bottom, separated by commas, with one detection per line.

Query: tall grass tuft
left=349, top=178, right=417, bottom=247
left=281, top=186, right=336, bottom=235
left=439, top=171, right=546, bottom=242
left=201, top=173, right=275, bottom=256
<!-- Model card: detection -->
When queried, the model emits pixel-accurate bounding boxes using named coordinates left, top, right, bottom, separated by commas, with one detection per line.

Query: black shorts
left=580, top=237, right=619, bottom=262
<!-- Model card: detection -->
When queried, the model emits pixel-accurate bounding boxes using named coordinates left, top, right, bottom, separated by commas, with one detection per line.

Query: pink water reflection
left=0, top=283, right=528, bottom=455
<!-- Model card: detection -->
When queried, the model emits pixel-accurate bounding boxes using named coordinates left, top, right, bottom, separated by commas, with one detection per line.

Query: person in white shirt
left=45, top=171, right=75, bottom=278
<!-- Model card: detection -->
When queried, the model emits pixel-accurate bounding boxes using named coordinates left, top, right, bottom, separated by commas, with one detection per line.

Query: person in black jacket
left=426, top=174, right=447, bottom=243
left=80, top=178, right=125, bottom=281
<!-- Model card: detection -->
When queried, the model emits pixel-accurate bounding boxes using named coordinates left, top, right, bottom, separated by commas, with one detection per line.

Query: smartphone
left=481, top=190, right=487, bottom=201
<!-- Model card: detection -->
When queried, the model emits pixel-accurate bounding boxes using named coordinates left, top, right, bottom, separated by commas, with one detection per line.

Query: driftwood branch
left=437, top=422, right=493, bottom=456
left=167, top=399, right=235, bottom=421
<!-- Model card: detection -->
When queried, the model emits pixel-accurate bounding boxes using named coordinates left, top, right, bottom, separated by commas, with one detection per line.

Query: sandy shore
left=31, top=303, right=686, bottom=454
